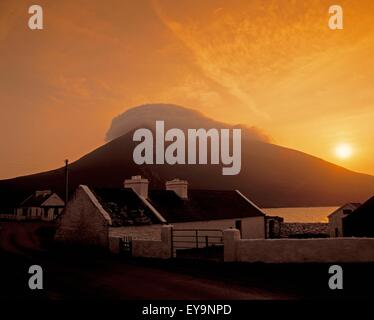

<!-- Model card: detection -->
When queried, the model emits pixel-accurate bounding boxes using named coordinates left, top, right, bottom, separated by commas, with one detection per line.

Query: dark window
left=22, top=208, right=27, bottom=216
left=335, top=228, right=339, bottom=237
left=235, top=220, right=242, bottom=234
left=44, top=207, right=49, bottom=218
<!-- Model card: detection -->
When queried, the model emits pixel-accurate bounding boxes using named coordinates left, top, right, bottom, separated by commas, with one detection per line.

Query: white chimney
left=166, top=178, right=188, bottom=199
left=124, top=176, right=149, bottom=198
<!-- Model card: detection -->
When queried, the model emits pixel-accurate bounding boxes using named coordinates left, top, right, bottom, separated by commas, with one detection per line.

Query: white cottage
left=17, top=190, right=65, bottom=221
left=55, top=176, right=266, bottom=249
left=328, top=203, right=361, bottom=237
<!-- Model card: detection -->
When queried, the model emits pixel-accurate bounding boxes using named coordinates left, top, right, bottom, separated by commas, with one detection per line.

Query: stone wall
left=224, top=228, right=374, bottom=263
left=131, top=225, right=172, bottom=259
left=55, top=186, right=111, bottom=248
left=280, top=223, right=328, bottom=238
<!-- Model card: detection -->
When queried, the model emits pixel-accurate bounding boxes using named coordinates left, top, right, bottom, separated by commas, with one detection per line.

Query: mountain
left=1, top=104, right=373, bottom=208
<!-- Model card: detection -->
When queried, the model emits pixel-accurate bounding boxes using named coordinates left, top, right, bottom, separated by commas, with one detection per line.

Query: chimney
left=166, top=178, right=188, bottom=199
left=35, top=190, right=52, bottom=197
left=124, top=175, right=149, bottom=198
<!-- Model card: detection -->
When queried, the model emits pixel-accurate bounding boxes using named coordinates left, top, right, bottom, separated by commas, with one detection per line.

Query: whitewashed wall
left=224, top=229, right=374, bottom=263
left=109, top=216, right=265, bottom=241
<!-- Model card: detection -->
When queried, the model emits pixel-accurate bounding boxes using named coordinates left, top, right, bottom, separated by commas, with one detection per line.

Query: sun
left=335, top=143, right=353, bottom=159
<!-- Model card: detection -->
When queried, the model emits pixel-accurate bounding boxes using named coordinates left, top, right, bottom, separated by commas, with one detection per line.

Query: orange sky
left=0, top=0, right=373, bottom=179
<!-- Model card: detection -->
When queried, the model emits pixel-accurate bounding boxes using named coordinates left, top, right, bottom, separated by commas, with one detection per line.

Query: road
left=0, top=222, right=292, bottom=300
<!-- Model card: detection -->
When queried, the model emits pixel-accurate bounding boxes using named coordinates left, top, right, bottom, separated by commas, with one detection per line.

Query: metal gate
left=121, top=235, right=132, bottom=256
left=171, top=229, right=223, bottom=260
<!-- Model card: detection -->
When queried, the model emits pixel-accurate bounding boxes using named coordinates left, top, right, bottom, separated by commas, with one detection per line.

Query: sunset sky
left=0, top=0, right=373, bottom=179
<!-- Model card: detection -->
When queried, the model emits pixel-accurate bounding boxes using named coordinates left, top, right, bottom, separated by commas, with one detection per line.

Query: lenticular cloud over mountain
left=105, top=103, right=270, bottom=142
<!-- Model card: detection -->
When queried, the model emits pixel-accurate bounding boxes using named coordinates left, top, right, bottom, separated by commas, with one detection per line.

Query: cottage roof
left=19, top=191, right=63, bottom=207
left=148, top=189, right=264, bottom=223
left=91, top=187, right=264, bottom=227
left=92, top=188, right=161, bottom=227
left=327, top=202, right=361, bottom=218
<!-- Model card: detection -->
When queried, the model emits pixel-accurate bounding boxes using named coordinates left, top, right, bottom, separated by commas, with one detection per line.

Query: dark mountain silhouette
left=1, top=104, right=373, bottom=208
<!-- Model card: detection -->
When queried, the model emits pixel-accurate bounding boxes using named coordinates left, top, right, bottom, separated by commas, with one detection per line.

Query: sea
left=262, top=207, right=339, bottom=223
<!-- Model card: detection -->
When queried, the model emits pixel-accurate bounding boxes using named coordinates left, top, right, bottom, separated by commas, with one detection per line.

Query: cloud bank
left=105, top=103, right=270, bottom=143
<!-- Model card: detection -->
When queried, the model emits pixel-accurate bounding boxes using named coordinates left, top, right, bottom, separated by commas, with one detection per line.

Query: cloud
left=105, top=103, right=270, bottom=143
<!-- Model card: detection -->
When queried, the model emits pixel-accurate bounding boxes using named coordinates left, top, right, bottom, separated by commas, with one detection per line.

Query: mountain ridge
left=1, top=104, right=373, bottom=208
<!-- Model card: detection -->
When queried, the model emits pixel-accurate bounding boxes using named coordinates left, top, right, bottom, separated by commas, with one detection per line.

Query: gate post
left=161, top=224, right=173, bottom=258
left=223, top=228, right=240, bottom=262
